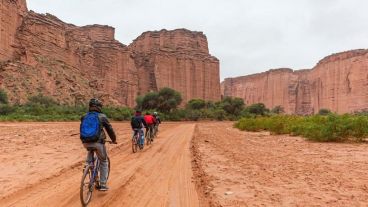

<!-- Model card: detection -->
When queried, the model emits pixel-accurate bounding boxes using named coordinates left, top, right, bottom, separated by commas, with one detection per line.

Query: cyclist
left=131, top=110, right=147, bottom=149
left=144, top=112, right=156, bottom=141
left=153, top=112, right=161, bottom=136
left=80, top=98, right=117, bottom=191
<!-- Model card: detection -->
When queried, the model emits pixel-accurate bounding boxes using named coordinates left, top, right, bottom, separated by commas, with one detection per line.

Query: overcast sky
left=27, top=0, right=368, bottom=80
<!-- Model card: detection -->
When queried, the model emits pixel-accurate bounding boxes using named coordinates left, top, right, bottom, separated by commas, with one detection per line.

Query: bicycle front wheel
left=107, top=156, right=110, bottom=180
left=80, top=165, right=93, bottom=206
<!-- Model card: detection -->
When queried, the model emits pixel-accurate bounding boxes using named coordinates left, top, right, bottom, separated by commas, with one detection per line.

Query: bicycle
left=80, top=141, right=112, bottom=207
left=132, top=129, right=144, bottom=153
left=146, top=126, right=152, bottom=145
left=153, top=124, right=159, bottom=137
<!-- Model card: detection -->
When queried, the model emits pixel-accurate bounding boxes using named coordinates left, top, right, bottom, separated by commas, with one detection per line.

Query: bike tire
left=146, top=130, right=151, bottom=145
left=132, top=135, right=138, bottom=153
left=107, top=156, right=110, bottom=180
left=80, top=165, right=93, bottom=206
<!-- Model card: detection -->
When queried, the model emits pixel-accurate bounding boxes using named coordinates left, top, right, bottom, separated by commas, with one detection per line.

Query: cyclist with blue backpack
left=80, top=98, right=117, bottom=191
left=131, top=110, right=147, bottom=149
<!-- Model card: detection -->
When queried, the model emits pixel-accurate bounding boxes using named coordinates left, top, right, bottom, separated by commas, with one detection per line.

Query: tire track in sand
left=0, top=123, right=199, bottom=207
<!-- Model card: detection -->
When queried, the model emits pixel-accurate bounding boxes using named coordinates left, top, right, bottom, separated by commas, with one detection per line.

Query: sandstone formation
left=222, top=49, right=368, bottom=114
left=0, top=0, right=220, bottom=106
left=129, top=29, right=220, bottom=102
left=0, top=0, right=27, bottom=61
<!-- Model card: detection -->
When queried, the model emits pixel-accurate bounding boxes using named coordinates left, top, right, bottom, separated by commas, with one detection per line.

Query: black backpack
left=131, top=116, right=141, bottom=129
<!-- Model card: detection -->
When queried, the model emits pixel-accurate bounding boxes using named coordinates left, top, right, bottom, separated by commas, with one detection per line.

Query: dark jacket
left=153, top=115, right=161, bottom=124
left=131, top=115, right=147, bottom=129
left=81, top=108, right=116, bottom=143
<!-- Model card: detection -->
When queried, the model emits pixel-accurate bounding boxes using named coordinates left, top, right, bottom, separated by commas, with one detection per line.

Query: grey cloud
left=27, top=0, right=368, bottom=80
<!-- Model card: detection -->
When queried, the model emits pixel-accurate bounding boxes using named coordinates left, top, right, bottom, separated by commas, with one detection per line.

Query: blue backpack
left=80, top=112, right=101, bottom=142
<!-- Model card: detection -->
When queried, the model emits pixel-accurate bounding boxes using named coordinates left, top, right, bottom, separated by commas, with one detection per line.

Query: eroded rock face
left=222, top=50, right=368, bottom=114
left=0, top=0, right=27, bottom=61
left=129, top=29, right=221, bottom=103
left=0, top=1, right=220, bottom=106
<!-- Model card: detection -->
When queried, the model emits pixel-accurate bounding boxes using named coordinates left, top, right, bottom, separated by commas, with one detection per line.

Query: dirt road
left=0, top=122, right=199, bottom=207
left=192, top=122, right=368, bottom=207
left=2, top=121, right=368, bottom=207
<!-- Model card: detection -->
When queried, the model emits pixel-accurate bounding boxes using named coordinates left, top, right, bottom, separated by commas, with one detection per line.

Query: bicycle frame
left=88, top=151, right=100, bottom=189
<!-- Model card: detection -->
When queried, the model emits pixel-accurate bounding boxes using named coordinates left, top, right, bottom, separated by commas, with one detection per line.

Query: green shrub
left=27, top=94, right=58, bottom=107
left=187, top=99, right=206, bottom=110
left=235, top=114, right=368, bottom=142
left=271, top=105, right=285, bottom=114
left=318, top=108, right=331, bottom=115
left=136, top=87, right=182, bottom=112
left=0, top=104, right=14, bottom=115
left=219, top=97, right=245, bottom=116
left=0, top=89, right=8, bottom=104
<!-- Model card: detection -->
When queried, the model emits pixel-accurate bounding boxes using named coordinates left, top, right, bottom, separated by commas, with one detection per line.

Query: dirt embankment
left=192, top=122, right=368, bottom=206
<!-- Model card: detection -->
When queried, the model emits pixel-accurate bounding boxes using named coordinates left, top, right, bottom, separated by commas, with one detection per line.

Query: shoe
left=97, top=185, right=109, bottom=191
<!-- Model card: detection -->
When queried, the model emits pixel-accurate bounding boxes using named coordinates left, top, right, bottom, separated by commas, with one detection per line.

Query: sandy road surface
left=193, top=122, right=368, bottom=206
left=0, top=122, right=199, bottom=207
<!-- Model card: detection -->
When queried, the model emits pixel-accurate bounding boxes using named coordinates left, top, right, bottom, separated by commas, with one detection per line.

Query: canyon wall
left=129, top=29, right=220, bottom=102
left=0, top=0, right=220, bottom=106
left=222, top=50, right=368, bottom=114
left=0, top=0, right=27, bottom=61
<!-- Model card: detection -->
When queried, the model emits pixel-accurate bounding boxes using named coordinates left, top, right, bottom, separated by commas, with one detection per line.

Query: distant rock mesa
left=0, top=0, right=220, bottom=106
left=222, top=49, right=368, bottom=114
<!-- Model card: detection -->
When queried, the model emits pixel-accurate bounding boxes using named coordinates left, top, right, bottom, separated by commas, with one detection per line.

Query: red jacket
left=144, top=115, right=156, bottom=125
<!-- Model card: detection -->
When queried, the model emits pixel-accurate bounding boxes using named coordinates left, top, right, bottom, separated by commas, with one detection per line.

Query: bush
left=136, top=87, right=182, bottom=112
left=102, top=107, right=134, bottom=121
left=0, top=104, right=14, bottom=115
left=235, top=114, right=368, bottom=142
left=186, top=110, right=201, bottom=121
left=0, top=89, right=8, bottom=104
left=243, top=103, right=270, bottom=116
left=318, top=108, right=331, bottom=115
left=27, top=94, right=58, bottom=107
left=218, top=97, right=245, bottom=116
left=271, top=105, right=285, bottom=114
left=187, top=99, right=206, bottom=110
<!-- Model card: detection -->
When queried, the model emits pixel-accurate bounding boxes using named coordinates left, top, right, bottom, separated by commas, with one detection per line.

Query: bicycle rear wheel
left=80, top=165, right=93, bottom=206
left=146, top=130, right=151, bottom=145
left=132, top=135, right=138, bottom=153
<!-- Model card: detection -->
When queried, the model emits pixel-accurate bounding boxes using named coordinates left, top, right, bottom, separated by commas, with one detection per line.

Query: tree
left=135, top=88, right=182, bottom=112
left=187, top=99, right=206, bottom=110
left=141, top=92, right=159, bottom=110
left=220, top=97, right=245, bottom=116
left=157, top=87, right=182, bottom=112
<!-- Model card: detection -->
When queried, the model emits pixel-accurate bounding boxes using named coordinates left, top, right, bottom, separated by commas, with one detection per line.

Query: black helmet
left=89, top=98, right=103, bottom=108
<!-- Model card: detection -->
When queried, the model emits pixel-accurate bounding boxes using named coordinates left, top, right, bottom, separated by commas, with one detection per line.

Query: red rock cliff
left=0, top=1, right=220, bottom=106
left=0, top=0, right=27, bottom=61
left=129, top=29, right=220, bottom=103
left=222, top=49, right=368, bottom=114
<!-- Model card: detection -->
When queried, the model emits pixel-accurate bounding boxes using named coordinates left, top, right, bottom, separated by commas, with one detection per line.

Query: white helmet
left=153, top=112, right=158, bottom=115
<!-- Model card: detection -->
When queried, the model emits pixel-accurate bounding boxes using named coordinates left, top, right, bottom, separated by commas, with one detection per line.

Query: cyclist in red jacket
left=144, top=112, right=156, bottom=141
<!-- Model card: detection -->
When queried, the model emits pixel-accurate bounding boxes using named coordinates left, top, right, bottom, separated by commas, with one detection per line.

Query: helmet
left=153, top=112, right=158, bottom=115
left=89, top=98, right=103, bottom=108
